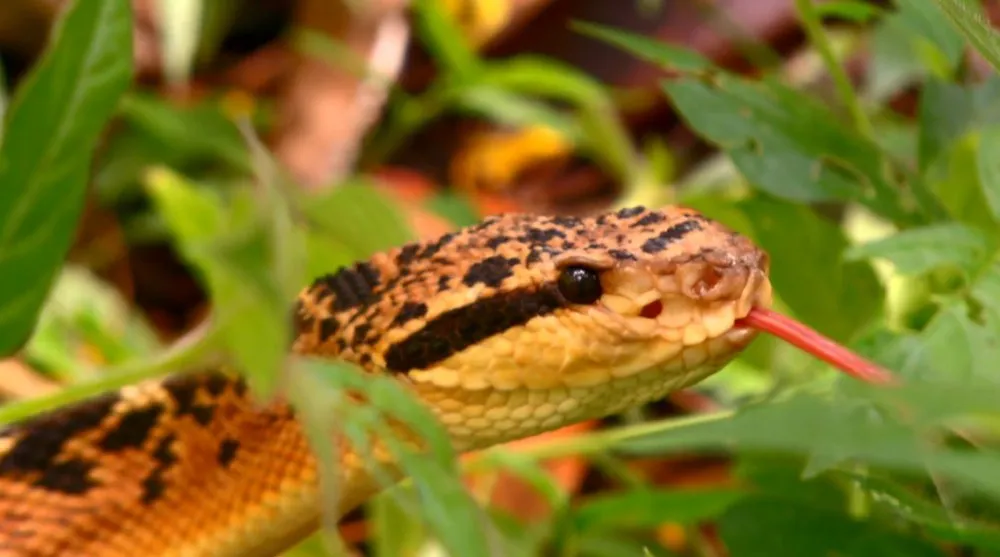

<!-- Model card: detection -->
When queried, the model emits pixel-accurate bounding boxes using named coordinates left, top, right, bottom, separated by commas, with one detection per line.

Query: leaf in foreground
left=844, top=223, right=993, bottom=277
left=0, top=0, right=133, bottom=356
left=292, top=358, right=495, bottom=557
left=927, top=0, right=1000, bottom=76
left=145, top=168, right=290, bottom=398
left=719, top=495, right=947, bottom=557
left=614, top=388, right=1000, bottom=503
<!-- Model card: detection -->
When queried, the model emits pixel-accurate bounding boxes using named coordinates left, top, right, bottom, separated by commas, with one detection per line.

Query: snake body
left=0, top=206, right=772, bottom=556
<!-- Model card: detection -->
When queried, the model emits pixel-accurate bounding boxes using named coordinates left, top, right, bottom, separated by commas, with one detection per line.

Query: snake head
left=296, top=206, right=771, bottom=447
left=562, top=208, right=772, bottom=390
left=315, top=205, right=774, bottom=449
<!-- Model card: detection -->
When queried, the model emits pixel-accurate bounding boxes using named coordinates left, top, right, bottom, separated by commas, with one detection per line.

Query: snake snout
left=674, top=241, right=771, bottom=306
left=676, top=261, right=756, bottom=303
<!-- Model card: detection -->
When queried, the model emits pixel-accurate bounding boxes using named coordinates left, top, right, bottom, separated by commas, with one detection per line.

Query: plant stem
left=794, top=0, right=874, bottom=140
left=465, top=409, right=735, bottom=471
left=0, top=318, right=221, bottom=425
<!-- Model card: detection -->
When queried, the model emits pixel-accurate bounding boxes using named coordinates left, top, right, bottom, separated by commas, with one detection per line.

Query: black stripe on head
left=384, top=284, right=565, bottom=372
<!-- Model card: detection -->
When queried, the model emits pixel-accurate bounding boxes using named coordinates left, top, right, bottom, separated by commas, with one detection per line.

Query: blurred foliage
left=2, top=0, right=1000, bottom=556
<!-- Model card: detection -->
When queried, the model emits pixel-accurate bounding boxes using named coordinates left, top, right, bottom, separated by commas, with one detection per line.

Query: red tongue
left=736, top=307, right=896, bottom=385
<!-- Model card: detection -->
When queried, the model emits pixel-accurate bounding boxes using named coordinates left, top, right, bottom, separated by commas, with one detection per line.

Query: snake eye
left=557, top=265, right=603, bottom=304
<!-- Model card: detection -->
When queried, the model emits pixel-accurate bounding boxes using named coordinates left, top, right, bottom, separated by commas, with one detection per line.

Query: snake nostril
left=640, top=299, right=663, bottom=319
left=696, top=266, right=724, bottom=296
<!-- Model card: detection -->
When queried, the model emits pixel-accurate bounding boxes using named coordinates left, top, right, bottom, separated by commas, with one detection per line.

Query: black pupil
left=557, top=266, right=603, bottom=304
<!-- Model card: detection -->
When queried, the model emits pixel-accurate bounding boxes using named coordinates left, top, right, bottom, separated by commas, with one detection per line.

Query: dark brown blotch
left=640, top=219, right=703, bottom=254
left=140, top=470, right=167, bottom=505
left=188, top=405, right=215, bottom=426
left=99, top=405, right=164, bottom=452
left=204, top=374, right=228, bottom=397
left=462, top=255, right=518, bottom=288
left=165, top=376, right=197, bottom=415
left=165, top=374, right=219, bottom=427
left=140, top=435, right=178, bottom=506
left=437, top=275, right=451, bottom=293
left=486, top=235, right=511, bottom=249
left=396, top=243, right=421, bottom=266
left=234, top=377, right=248, bottom=397
left=631, top=212, right=666, bottom=227
left=521, top=227, right=565, bottom=244
left=352, top=323, right=373, bottom=346
left=318, top=317, right=339, bottom=341
left=0, top=391, right=119, bottom=475
left=218, top=439, right=240, bottom=468
left=391, top=301, right=429, bottom=328
left=551, top=215, right=583, bottom=227
left=616, top=206, right=646, bottom=219
left=152, top=435, right=177, bottom=466
left=32, top=457, right=98, bottom=495
left=419, top=232, right=456, bottom=259
left=315, top=261, right=381, bottom=312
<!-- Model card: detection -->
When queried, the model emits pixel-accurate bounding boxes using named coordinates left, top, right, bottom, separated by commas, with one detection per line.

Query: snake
left=0, top=205, right=772, bottom=557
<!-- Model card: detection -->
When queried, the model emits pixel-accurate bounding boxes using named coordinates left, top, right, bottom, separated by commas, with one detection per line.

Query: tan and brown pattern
left=0, top=206, right=772, bottom=557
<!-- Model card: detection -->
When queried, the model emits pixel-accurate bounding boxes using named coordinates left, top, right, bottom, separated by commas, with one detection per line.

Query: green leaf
left=368, top=494, right=429, bottom=557
left=919, top=302, right=1000, bottom=381
left=118, top=93, right=249, bottom=165
left=143, top=167, right=225, bottom=241
left=868, top=14, right=930, bottom=102
left=719, top=496, right=947, bottom=557
left=929, top=133, right=1000, bottom=233
left=478, top=57, right=635, bottom=183
left=615, top=388, right=1000, bottom=500
left=297, top=181, right=414, bottom=261
left=452, top=85, right=582, bottom=144
left=844, top=223, right=993, bottom=277
left=814, top=1, right=884, bottom=22
left=970, top=261, right=1000, bottom=315
left=571, top=488, right=744, bottom=531
left=733, top=457, right=850, bottom=510
left=145, top=168, right=291, bottom=397
left=424, top=192, right=480, bottom=228
left=891, top=0, right=966, bottom=75
left=572, top=21, right=712, bottom=72
left=26, top=266, right=161, bottom=381
left=662, top=74, right=925, bottom=223
left=411, top=0, right=480, bottom=78
left=292, top=358, right=495, bottom=557
left=918, top=77, right=1000, bottom=171
left=927, top=0, right=1000, bottom=75
left=976, top=124, right=1000, bottom=221
left=0, top=0, right=133, bottom=355
left=857, top=472, right=1000, bottom=549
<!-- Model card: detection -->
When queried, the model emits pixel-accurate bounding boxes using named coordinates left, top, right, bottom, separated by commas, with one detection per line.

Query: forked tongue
left=737, top=307, right=896, bottom=385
